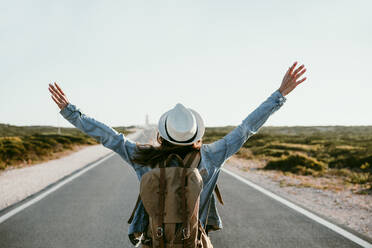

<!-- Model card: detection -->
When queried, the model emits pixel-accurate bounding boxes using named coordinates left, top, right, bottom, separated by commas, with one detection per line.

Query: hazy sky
left=1, top=0, right=371, bottom=128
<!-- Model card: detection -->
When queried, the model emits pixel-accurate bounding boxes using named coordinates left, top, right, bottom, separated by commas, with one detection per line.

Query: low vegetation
left=203, top=125, right=372, bottom=190
left=0, top=123, right=134, bottom=170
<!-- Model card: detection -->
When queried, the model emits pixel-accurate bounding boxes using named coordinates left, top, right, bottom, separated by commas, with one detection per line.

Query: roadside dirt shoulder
left=224, top=156, right=372, bottom=239
left=0, top=144, right=112, bottom=211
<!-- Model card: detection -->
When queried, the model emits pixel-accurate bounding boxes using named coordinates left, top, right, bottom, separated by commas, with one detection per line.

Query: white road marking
left=0, top=152, right=116, bottom=224
left=221, top=168, right=372, bottom=248
left=0, top=129, right=145, bottom=225
left=2, top=126, right=369, bottom=247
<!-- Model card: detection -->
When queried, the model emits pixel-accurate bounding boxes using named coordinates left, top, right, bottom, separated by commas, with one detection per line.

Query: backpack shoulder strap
left=185, top=151, right=224, bottom=205
left=128, top=194, right=141, bottom=224
left=184, top=151, right=201, bottom=169
left=214, top=184, right=224, bottom=205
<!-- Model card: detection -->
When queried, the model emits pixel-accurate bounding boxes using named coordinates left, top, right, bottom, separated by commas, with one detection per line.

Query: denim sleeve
left=59, top=103, right=138, bottom=168
left=202, top=89, right=287, bottom=168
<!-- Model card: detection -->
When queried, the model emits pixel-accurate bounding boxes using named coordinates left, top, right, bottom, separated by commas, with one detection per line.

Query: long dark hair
left=132, top=132, right=202, bottom=168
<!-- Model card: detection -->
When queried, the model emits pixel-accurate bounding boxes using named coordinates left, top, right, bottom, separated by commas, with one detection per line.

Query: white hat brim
left=158, top=108, right=205, bottom=146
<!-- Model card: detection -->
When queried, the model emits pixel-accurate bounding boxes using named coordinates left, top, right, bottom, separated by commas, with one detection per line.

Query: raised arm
left=202, top=61, right=307, bottom=167
left=48, top=82, right=137, bottom=167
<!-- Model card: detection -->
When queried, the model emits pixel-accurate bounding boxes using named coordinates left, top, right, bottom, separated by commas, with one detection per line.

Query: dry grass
left=0, top=123, right=134, bottom=170
left=203, top=125, right=372, bottom=193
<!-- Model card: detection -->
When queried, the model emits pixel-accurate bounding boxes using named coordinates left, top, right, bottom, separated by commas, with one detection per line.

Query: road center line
left=0, top=152, right=116, bottom=225
left=221, top=167, right=372, bottom=248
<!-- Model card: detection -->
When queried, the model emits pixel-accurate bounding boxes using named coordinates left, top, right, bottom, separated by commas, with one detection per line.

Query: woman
left=48, top=61, right=307, bottom=246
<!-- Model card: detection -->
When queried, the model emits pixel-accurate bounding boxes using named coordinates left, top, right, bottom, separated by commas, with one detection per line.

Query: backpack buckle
left=182, top=227, right=190, bottom=240
left=156, top=227, right=164, bottom=238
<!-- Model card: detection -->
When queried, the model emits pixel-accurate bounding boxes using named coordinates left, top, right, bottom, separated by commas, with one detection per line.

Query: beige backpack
left=128, top=151, right=222, bottom=248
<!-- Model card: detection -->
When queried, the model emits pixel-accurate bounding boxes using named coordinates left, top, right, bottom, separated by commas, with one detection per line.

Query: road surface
left=0, top=128, right=369, bottom=247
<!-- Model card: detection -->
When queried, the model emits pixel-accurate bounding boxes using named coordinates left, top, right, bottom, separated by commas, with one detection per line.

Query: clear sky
left=1, top=0, right=371, bottom=128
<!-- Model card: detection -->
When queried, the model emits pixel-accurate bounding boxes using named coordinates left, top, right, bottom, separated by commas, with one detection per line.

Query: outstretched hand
left=278, top=61, right=307, bottom=97
left=48, top=82, right=70, bottom=110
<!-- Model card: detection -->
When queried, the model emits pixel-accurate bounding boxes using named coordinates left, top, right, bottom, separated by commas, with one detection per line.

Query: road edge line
left=0, top=152, right=116, bottom=225
left=221, top=167, right=372, bottom=248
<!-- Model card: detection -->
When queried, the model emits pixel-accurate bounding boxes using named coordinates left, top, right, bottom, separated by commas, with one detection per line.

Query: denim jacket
left=59, top=88, right=286, bottom=240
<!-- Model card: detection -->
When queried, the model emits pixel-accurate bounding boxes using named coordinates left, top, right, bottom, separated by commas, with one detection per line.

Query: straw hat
left=158, top=103, right=205, bottom=146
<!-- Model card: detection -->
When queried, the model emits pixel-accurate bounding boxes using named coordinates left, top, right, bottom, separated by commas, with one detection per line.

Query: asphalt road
left=0, top=128, right=368, bottom=248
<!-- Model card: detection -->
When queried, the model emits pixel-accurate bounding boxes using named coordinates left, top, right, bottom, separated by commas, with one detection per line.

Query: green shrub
left=346, top=172, right=371, bottom=184
left=0, top=161, right=5, bottom=170
left=258, top=148, right=290, bottom=158
left=328, top=168, right=371, bottom=185
left=265, top=142, right=320, bottom=152
left=0, top=134, right=97, bottom=169
left=0, top=123, right=131, bottom=169
left=236, top=148, right=254, bottom=159
left=0, top=137, right=26, bottom=163
left=264, top=154, right=327, bottom=176
left=360, top=162, right=370, bottom=170
left=329, top=154, right=372, bottom=172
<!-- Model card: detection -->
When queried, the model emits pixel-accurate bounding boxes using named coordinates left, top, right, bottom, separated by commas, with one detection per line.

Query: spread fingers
left=294, top=68, right=307, bottom=80
left=54, top=82, right=66, bottom=96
